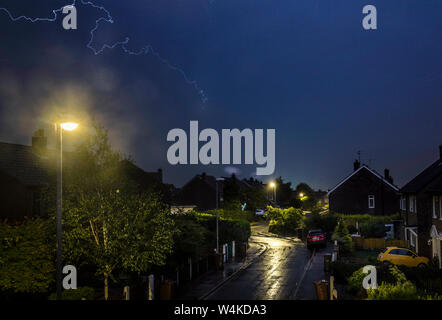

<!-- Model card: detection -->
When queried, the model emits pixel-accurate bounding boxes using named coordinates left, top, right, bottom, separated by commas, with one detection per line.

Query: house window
left=400, top=196, right=406, bottom=211
left=409, top=195, right=417, bottom=213
left=433, top=196, right=441, bottom=219
left=368, top=195, right=375, bottom=209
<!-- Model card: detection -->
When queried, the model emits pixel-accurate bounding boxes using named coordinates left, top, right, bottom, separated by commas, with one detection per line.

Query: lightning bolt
left=0, top=0, right=208, bottom=102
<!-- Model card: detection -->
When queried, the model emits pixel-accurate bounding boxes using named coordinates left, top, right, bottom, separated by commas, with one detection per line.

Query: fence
left=352, top=237, right=409, bottom=250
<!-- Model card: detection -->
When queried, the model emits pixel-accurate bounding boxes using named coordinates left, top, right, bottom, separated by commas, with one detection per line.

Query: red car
left=307, top=229, right=326, bottom=249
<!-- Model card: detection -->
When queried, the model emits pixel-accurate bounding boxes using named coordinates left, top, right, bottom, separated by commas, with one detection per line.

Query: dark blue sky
left=0, top=0, right=441, bottom=189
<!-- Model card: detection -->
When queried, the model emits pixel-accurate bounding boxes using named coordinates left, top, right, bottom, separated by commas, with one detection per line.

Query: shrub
left=331, top=220, right=353, bottom=255
left=0, top=218, right=54, bottom=295
left=304, top=212, right=338, bottom=236
left=366, top=265, right=418, bottom=300
left=360, top=221, right=387, bottom=238
left=331, top=261, right=366, bottom=284
left=265, top=207, right=303, bottom=236
left=49, top=287, right=95, bottom=300
left=366, top=281, right=418, bottom=300
left=347, top=268, right=367, bottom=297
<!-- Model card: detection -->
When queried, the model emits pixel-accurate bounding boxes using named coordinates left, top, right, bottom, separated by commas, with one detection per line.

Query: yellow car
left=377, top=247, right=429, bottom=268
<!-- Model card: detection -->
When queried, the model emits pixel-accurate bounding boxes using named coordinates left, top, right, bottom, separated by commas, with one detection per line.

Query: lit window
left=368, top=195, right=375, bottom=209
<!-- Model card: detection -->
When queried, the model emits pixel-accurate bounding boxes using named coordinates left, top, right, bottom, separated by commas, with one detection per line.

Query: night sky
left=0, top=0, right=440, bottom=190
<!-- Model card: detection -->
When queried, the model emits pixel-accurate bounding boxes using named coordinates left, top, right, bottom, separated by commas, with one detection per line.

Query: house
left=173, top=173, right=224, bottom=211
left=0, top=129, right=166, bottom=220
left=0, top=130, right=51, bottom=220
left=400, top=145, right=442, bottom=267
left=328, top=160, right=400, bottom=215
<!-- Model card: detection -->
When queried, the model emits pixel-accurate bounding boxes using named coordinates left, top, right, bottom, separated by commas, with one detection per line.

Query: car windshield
left=309, top=231, right=323, bottom=236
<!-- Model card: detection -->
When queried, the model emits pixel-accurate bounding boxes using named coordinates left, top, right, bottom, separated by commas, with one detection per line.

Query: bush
left=331, top=261, right=366, bottom=284
left=304, top=212, right=338, bottom=236
left=265, top=207, right=303, bottom=236
left=366, top=281, right=418, bottom=300
left=347, top=268, right=367, bottom=297
left=0, top=218, right=55, bottom=295
left=331, top=221, right=353, bottom=255
left=49, top=287, right=95, bottom=300
left=360, top=221, right=387, bottom=238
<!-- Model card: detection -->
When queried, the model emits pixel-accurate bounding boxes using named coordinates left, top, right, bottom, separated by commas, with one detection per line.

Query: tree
left=0, top=218, right=55, bottom=295
left=332, top=219, right=353, bottom=255
left=295, top=182, right=318, bottom=210
left=56, top=124, right=175, bottom=299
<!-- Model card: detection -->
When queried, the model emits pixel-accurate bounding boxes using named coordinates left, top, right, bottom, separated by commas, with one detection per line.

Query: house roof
left=0, top=142, right=50, bottom=187
left=328, top=165, right=399, bottom=195
left=400, top=158, right=442, bottom=193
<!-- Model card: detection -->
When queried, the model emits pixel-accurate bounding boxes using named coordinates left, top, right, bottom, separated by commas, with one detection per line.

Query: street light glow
left=61, top=122, right=78, bottom=131
left=269, top=182, right=276, bottom=188
left=299, top=193, right=304, bottom=198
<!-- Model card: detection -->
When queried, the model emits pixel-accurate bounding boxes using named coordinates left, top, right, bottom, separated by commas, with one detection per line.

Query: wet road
left=206, top=223, right=312, bottom=300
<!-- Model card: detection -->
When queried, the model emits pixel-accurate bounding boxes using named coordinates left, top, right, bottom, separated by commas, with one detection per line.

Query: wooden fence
left=352, top=237, right=409, bottom=250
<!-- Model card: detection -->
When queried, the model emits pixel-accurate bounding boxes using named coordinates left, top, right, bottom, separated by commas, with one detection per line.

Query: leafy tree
left=304, top=212, right=338, bottom=235
left=0, top=218, right=54, bottom=295
left=266, top=207, right=304, bottom=235
left=50, top=124, right=176, bottom=299
left=332, top=220, right=353, bottom=255
left=295, top=182, right=318, bottom=210
left=274, top=177, right=295, bottom=207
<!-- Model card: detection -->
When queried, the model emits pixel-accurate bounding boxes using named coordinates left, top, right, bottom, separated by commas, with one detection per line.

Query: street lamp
left=215, top=177, right=224, bottom=254
left=299, top=192, right=304, bottom=198
left=269, top=181, right=276, bottom=204
left=56, top=121, right=78, bottom=300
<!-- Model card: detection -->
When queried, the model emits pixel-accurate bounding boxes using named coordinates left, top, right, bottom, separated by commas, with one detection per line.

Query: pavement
left=176, top=221, right=332, bottom=300
left=176, top=241, right=267, bottom=300
left=293, top=244, right=333, bottom=300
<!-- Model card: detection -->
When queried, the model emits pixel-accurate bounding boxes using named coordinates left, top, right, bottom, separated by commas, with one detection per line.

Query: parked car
left=377, top=247, right=429, bottom=268
left=307, top=229, right=326, bottom=249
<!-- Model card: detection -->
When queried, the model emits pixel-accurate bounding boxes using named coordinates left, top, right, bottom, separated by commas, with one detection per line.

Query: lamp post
left=56, top=121, right=78, bottom=300
left=215, top=177, right=224, bottom=254
left=269, top=182, right=276, bottom=204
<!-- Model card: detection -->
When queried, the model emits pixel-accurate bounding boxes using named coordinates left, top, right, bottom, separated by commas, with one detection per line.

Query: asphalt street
left=205, top=222, right=322, bottom=300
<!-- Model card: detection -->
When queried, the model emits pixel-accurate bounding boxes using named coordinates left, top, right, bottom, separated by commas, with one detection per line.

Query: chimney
left=353, top=160, right=361, bottom=171
left=439, top=145, right=442, bottom=161
left=384, top=168, right=394, bottom=184
left=32, top=129, right=47, bottom=154
left=201, top=172, right=206, bottom=180
left=384, top=169, right=390, bottom=180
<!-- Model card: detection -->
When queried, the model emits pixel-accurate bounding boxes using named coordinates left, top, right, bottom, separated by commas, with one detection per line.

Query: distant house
left=328, top=160, right=400, bottom=216
left=0, top=129, right=165, bottom=220
left=173, top=173, right=224, bottom=211
left=0, top=130, right=50, bottom=220
left=400, top=145, right=442, bottom=267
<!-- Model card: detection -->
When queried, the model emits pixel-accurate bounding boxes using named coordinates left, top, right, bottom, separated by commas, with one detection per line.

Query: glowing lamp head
left=299, top=193, right=304, bottom=198
left=61, top=122, right=78, bottom=131
left=269, top=182, right=276, bottom=188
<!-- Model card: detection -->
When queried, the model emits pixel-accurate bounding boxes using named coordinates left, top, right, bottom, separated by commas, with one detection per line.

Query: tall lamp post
left=56, top=121, right=78, bottom=300
left=269, top=181, right=276, bottom=204
left=215, top=177, right=224, bottom=254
